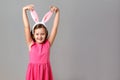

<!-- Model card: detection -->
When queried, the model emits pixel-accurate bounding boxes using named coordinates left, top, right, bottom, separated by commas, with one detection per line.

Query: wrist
left=23, top=7, right=28, bottom=11
left=56, top=8, right=59, bottom=13
left=54, top=8, right=59, bottom=14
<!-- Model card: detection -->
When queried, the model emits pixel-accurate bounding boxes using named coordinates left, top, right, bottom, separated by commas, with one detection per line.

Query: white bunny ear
left=30, top=9, right=39, bottom=23
left=42, top=11, right=53, bottom=23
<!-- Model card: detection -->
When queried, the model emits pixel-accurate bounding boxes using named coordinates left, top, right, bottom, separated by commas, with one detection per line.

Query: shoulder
left=44, top=40, right=50, bottom=46
left=42, top=40, right=51, bottom=48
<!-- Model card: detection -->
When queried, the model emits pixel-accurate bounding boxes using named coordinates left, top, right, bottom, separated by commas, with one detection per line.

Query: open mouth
left=37, top=37, right=44, bottom=42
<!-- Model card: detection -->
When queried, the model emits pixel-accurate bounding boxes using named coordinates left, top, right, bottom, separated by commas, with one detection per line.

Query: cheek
left=42, top=35, right=46, bottom=38
left=34, top=34, right=37, bottom=38
left=33, top=35, right=38, bottom=40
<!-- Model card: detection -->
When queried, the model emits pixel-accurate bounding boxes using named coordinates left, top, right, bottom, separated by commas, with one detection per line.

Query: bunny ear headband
left=30, top=9, right=53, bottom=33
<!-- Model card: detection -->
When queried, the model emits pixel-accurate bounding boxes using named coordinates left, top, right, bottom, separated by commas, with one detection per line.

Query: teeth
left=38, top=38, right=42, bottom=40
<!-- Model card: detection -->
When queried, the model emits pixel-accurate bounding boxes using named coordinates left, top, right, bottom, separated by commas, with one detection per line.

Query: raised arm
left=48, top=6, right=60, bottom=46
left=22, top=4, right=34, bottom=47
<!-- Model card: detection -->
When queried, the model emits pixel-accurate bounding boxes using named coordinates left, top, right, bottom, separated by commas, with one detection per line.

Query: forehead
left=34, top=28, right=46, bottom=33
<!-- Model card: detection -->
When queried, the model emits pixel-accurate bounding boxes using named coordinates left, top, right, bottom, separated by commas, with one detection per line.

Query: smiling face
left=34, top=28, right=46, bottom=44
left=33, top=24, right=48, bottom=44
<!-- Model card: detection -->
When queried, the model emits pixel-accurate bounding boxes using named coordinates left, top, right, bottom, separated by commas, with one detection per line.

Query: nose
left=38, top=35, right=42, bottom=38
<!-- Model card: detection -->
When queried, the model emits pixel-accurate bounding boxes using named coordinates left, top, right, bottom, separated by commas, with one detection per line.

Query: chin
left=37, top=41, right=43, bottom=44
left=36, top=40, right=45, bottom=44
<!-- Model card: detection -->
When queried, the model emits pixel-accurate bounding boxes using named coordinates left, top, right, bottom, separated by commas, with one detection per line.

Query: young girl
left=22, top=4, right=60, bottom=80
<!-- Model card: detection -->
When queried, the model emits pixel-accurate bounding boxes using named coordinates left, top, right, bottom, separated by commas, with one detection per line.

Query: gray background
left=0, top=0, right=120, bottom=80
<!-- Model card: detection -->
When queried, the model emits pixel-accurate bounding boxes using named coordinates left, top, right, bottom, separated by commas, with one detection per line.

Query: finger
left=29, top=5, right=34, bottom=10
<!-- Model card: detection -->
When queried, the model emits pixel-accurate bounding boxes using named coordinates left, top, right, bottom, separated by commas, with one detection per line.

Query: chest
left=30, top=44, right=50, bottom=56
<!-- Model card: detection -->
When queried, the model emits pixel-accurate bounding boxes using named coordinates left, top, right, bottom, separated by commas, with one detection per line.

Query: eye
left=41, top=33, right=45, bottom=35
left=35, top=33, right=39, bottom=35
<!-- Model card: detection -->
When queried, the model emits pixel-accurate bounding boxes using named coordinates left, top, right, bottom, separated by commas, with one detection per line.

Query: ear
left=42, top=11, right=53, bottom=23
left=30, top=9, right=39, bottom=23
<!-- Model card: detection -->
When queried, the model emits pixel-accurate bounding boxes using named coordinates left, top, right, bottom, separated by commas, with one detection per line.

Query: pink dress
left=26, top=40, right=53, bottom=80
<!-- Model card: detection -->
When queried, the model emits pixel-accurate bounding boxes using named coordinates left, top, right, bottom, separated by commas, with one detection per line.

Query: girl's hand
left=23, top=4, right=34, bottom=11
left=50, top=6, right=59, bottom=13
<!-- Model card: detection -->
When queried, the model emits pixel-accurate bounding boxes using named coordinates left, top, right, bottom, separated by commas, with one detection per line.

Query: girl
left=22, top=4, right=60, bottom=80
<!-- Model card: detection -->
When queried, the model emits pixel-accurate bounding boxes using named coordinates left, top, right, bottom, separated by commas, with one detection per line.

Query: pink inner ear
left=42, top=11, right=53, bottom=23
left=30, top=9, right=39, bottom=23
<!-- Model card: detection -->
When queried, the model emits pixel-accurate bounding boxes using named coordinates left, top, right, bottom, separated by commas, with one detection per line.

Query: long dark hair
left=31, top=24, right=48, bottom=42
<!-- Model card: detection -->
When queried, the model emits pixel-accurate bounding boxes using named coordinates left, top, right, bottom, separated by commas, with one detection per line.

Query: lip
left=36, top=38, right=44, bottom=42
left=37, top=37, right=43, bottom=40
